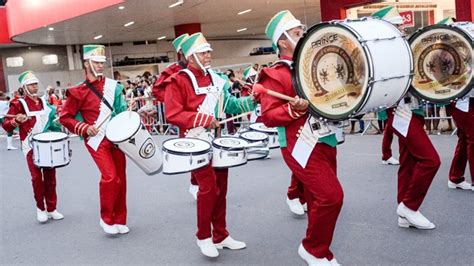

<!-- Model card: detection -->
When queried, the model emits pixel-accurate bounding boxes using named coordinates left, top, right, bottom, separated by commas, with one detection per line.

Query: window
left=6, top=57, right=23, bottom=67
left=42, top=54, right=58, bottom=65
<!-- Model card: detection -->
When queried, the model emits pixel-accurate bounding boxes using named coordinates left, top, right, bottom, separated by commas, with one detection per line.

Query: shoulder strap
left=178, top=61, right=187, bottom=69
left=272, top=60, right=293, bottom=69
left=84, top=80, right=113, bottom=111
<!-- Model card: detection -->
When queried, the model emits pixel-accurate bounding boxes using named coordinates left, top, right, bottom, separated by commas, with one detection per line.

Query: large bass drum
left=293, top=18, right=413, bottom=121
left=409, top=22, right=474, bottom=103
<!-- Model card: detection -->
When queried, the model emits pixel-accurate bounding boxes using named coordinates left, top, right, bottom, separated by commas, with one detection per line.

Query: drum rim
left=31, top=132, right=69, bottom=143
left=239, top=131, right=269, bottom=142
left=163, top=163, right=209, bottom=175
left=292, top=20, right=374, bottom=121
left=106, top=111, right=142, bottom=143
left=408, top=24, right=474, bottom=104
left=249, top=123, right=278, bottom=134
left=212, top=161, right=248, bottom=169
left=212, top=137, right=247, bottom=151
left=162, top=137, right=211, bottom=156
left=34, top=161, right=70, bottom=169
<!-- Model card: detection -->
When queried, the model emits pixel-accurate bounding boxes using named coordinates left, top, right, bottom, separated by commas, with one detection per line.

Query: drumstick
left=253, top=84, right=296, bottom=102
left=96, top=112, right=112, bottom=130
left=128, top=95, right=134, bottom=118
left=4, top=114, right=32, bottom=119
left=219, top=111, right=253, bottom=124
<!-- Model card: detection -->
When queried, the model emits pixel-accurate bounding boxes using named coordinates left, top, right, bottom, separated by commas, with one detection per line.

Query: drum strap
left=84, top=81, right=114, bottom=112
left=272, top=60, right=293, bottom=69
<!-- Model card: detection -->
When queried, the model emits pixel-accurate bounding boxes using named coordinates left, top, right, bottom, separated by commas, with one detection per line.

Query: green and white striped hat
left=265, top=10, right=302, bottom=50
left=18, top=71, right=39, bottom=86
left=172, top=33, right=190, bottom=52
left=180, top=32, right=213, bottom=58
left=437, top=17, right=455, bottom=25
left=371, top=5, right=403, bottom=25
left=243, top=66, right=257, bottom=80
left=83, top=44, right=106, bottom=62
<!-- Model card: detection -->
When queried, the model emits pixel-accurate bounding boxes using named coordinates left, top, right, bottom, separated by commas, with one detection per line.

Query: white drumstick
left=219, top=111, right=253, bottom=125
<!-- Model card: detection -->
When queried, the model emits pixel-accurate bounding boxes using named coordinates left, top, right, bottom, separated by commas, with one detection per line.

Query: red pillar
left=0, top=55, right=5, bottom=93
left=320, top=0, right=379, bottom=21
left=455, top=0, right=474, bottom=21
left=174, top=23, right=201, bottom=37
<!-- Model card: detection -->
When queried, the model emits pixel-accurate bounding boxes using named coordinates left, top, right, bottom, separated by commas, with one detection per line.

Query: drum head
left=409, top=24, right=474, bottom=103
left=249, top=123, right=278, bottom=134
left=163, top=138, right=211, bottom=153
left=240, top=131, right=269, bottom=142
left=293, top=22, right=370, bottom=120
left=32, top=132, right=68, bottom=142
left=212, top=137, right=248, bottom=150
left=106, top=111, right=141, bottom=143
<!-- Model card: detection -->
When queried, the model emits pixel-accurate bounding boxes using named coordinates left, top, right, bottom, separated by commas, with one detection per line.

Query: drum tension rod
left=370, top=74, right=411, bottom=83
left=360, top=36, right=398, bottom=43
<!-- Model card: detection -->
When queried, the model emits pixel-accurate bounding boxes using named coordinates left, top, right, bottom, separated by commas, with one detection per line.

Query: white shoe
left=116, top=224, right=130, bottom=234
left=47, top=210, right=64, bottom=220
left=302, top=203, right=308, bottom=212
left=7, top=137, right=18, bottom=150
left=382, top=157, right=399, bottom=165
left=397, top=202, right=435, bottom=230
left=448, top=180, right=472, bottom=190
left=189, top=184, right=198, bottom=201
left=197, top=237, right=219, bottom=257
left=99, top=219, right=119, bottom=235
left=215, top=236, right=246, bottom=250
left=298, top=244, right=331, bottom=266
left=329, top=258, right=341, bottom=266
left=36, top=208, right=48, bottom=223
left=287, top=197, right=305, bottom=216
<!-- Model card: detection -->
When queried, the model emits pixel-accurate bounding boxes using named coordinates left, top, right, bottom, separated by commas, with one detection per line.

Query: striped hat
left=83, top=44, right=106, bottom=62
left=180, top=32, right=213, bottom=58
left=243, top=66, right=257, bottom=80
left=18, top=71, right=39, bottom=86
left=371, top=5, right=404, bottom=25
left=437, top=17, right=456, bottom=25
left=265, top=10, right=302, bottom=50
left=172, top=33, right=190, bottom=52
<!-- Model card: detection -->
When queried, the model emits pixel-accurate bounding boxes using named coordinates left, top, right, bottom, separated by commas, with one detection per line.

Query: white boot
left=397, top=202, right=435, bottom=230
left=197, top=237, right=219, bottom=257
left=7, top=136, right=18, bottom=150
left=47, top=210, right=64, bottom=220
left=448, top=180, right=472, bottom=190
left=298, top=244, right=331, bottom=265
left=189, top=184, right=198, bottom=201
left=287, top=197, right=305, bottom=216
left=214, top=236, right=246, bottom=250
left=36, top=208, right=48, bottom=223
left=99, top=219, right=119, bottom=235
left=116, top=224, right=130, bottom=234
left=382, top=157, right=399, bottom=165
left=329, top=258, right=341, bottom=266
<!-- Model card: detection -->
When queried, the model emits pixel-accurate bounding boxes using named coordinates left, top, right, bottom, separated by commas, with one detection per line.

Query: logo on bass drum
left=139, top=138, right=156, bottom=159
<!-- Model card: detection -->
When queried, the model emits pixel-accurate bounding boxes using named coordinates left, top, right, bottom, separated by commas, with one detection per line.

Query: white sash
left=455, top=98, right=470, bottom=112
left=19, top=97, right=52, bottom=157
left=393, top=100, right=412, bottom=137
left=87, top=78, right=117, bottom=151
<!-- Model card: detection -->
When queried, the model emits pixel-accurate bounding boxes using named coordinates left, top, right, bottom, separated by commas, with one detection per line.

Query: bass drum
left=409, top=22, right=474, bottom=104
left=293, top=17, right=413, bottom=121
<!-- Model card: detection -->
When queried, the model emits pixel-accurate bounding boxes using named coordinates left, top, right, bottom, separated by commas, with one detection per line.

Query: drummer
left=257, top=10, right=342, bottom=265
left=2, top=71, right=64, bottom=223
left=164, top=32, right=254, bottom=258
left=59, top=44, right=129, bottom=235
left=151, top=34, right=201, bottom=200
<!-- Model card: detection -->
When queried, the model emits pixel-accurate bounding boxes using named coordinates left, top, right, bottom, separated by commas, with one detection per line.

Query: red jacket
left=152, top=62, right=185, bottom=102
left=3, top=96, right=49, bottom=141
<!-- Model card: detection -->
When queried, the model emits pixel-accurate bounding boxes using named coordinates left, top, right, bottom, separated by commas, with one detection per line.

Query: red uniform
left=152, top=62, right=186, bottom=102
left=392, top=109, right=440, bottom=210
left=59, top=78, right=128, bottom=226
left=449, top=98, right=474, bottom=184
left=2, top=96, right=59, bottom=212
left=259, top=57, right=343, bottom=261
left=382, top=107, right=396, bottom=161
left=165, top=65, right=253, bottom=242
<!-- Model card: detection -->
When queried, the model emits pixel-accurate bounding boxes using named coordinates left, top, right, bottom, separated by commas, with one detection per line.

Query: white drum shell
left=249, top=123, right=280, bottom=149
left=162, top=138, right=211, bottom=175
left=246, top=147, right=270, bottom=160
left=212, top=138, right=248, bottom=168
left=31, top=132, right=70, bottom=168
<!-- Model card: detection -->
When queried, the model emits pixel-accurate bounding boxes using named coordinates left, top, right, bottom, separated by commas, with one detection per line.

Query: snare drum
left=162, top=138, right=211, bottom=175
left=239, top=131, right=270, bottom=160
left=106, top=111, right=162, bottom=175
left=31, top=132, right=71, bottom=168
left=249, top=123, right=280, bottom=149
left=212, top=137, right=248, bottom=168
left=293, top=17, right=413, bottom=121
left=409, top=22, right=474, bottom=103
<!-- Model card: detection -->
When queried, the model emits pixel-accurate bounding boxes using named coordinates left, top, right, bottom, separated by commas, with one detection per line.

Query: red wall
left=320, top=0, right=383, bottom=20
left=456, top=0, right=474, bottom=20
left=0, top=8, right=10, bottom=43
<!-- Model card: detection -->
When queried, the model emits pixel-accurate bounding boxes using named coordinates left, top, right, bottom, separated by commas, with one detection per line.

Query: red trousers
left=393, top=114, right=440, bottom=211
left=86, top=139, right=127, bottom=225
left=26, top=150, right=57, bottom=212
left=382, top=108, right=396, bottom=161
left=190, top=173, right=198, bottom=185
left=281, top=144, right=343, bottom=261
left=192, top=163, right=229, bottom=243
left=449, top=103, right=474, bottom=183
left=287, top=173, right=306, bottom=204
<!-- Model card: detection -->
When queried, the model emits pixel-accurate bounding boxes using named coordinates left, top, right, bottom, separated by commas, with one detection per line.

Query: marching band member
left=2, top=71, right=64, bottom=223
left=151, top=34, right=201, bottom=200
left=258, top=10, right=342, bottom=265
left=164, top=32, right=254, bottom=258
left=60, top=45, right=129, bottom=235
